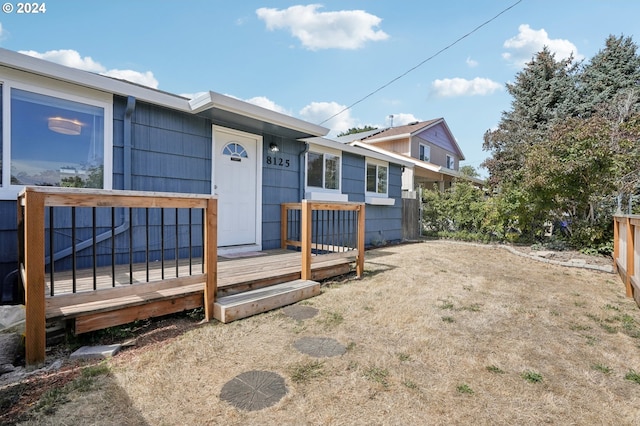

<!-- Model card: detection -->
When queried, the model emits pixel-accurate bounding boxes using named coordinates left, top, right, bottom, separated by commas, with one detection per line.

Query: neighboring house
left=0, top=48, right=409, bottom=293
left=339, top=119, right=483, bottom=196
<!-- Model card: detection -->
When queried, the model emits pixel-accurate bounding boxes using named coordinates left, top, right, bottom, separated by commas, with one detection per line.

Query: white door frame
left=212, top=125, right=263, bottom=254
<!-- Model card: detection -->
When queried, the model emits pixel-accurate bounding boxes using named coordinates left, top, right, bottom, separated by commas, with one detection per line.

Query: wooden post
left=301, top=200, right=312, bottom=280
left=626, top=217, right=635, bottom=298
left=22, top=189, right=47, bottom=365
left=203, top=197, right=217, bottom=321
left=280, top=204, right=287, bottom=250
left=356, top=204, right=365, bottom=278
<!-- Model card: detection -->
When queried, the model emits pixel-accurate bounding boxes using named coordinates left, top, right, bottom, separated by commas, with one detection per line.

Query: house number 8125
left=266, top=156, right=290, bottom=168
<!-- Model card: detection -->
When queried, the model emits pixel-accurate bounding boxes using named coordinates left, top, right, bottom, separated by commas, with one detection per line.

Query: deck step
left=213, top=279, right=320, bottom=323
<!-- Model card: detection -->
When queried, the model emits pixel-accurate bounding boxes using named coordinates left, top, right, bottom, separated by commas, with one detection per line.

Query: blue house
left=0, top=48, right=411, bottom=300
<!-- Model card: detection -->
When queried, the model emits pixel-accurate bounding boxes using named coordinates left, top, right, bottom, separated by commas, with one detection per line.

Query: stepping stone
left=69, top=344, right=121, bottom=360
left=283, top=305, right=318, bottom=321
left=220, top=370, right=287, bottom=411
left=293, top=337, right=346, bottom=358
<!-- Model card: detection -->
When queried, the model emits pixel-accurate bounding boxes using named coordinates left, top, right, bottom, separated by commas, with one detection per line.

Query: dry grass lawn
left=14, top=241, right=640, bottom=425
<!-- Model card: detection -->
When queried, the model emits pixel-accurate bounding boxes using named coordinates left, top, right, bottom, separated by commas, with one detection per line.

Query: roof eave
left=303, top=137, right=413, bottom=167
left=0, top=48, right=191, bottom=111
left=190, top=91, right=329, bottom=138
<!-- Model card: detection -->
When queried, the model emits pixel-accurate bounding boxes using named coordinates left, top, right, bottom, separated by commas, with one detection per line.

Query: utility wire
left=318, top=0, right=523, bottom=126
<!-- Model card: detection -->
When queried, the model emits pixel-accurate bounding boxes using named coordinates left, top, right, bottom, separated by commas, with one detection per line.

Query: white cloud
left=299, top=101, right=355, bottom=135
left=388, top=113, right=420, bottom=126
left=502, top=24, right=583, bottom=67
left=466, top=57, right=478, bottom=68
left=19, top=49, right=105, bottom=72
left=0, top=22, right=6, bottom=41
left=245, top=96, right=291, bottom=115
left=18, top=49, right=159, bottom=89
left=102, top=69, right=158, bottom=89
left=256, top=4, right=388, bottom=50
left=431, top=77, right=502, bottom=98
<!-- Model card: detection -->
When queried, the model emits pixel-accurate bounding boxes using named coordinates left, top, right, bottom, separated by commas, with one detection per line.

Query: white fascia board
left=190, top=91, right=329, bottom=137
left=360, top=132, right=411, bottom=144
left=304, top=137, right=413, bottom=168
left=0, top=48, right=191, bottom=112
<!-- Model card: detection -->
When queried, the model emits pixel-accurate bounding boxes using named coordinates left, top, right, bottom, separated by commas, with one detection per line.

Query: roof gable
left=361, top=118, right=465, bottom=160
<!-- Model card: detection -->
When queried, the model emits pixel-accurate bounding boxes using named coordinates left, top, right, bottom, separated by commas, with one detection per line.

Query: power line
left=318, top=0, right=523, bottom=126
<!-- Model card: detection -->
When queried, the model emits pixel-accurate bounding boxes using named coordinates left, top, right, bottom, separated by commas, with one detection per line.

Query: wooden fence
left=613, top=214, right=640, bottom=307
left=281, top=200, right=365, bottom=280
left=18, top=187, right=218, bottom=365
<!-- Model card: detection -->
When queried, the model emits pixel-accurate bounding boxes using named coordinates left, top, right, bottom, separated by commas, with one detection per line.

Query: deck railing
left=613, top=214, right=640, bottom=307
left=281, top=200, right=365, bottom=280
left=18, top=187, right=218, bottom=365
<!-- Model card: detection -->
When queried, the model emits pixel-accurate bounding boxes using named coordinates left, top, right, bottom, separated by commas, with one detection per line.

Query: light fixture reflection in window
left=48, top=117, right=82, bottom=135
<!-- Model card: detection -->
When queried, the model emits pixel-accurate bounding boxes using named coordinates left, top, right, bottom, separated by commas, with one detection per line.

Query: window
left=307, top=151, right=340, bottom=190
left=366, top=161, right=388, bottom=195
left=1, top=80, right=112, bottom=195
left=419, top=144, right=430, bottom=162
left=446, top=155, right=455, bottom=169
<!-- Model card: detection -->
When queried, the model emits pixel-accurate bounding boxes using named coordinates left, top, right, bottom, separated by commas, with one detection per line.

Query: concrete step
left=213, top=279, right=320, bottom=323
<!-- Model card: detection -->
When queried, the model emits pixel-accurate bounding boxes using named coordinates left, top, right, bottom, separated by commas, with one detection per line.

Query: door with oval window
left=213, top=127, right=260, bottom=247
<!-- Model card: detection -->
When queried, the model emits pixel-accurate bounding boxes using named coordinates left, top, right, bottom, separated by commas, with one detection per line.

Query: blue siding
left=0, top=93, right=408, bottom=287
left=261, top=135, right=303, bottom=250
left=114, top=97, right=212, bottom=194
left=342, top=153, right=403, bottom=246
left=342, top=153, right=364, bottom=201
left=0, top=201, right=17, bottom=284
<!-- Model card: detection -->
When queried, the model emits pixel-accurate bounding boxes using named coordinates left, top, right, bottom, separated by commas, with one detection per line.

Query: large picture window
left=307, top=151, right=340, bottom=191
left=10, top=88, right=105, bottom=188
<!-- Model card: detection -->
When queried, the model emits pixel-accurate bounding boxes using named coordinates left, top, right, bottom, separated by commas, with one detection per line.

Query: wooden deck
left=44, top=249, right=354, bottom=333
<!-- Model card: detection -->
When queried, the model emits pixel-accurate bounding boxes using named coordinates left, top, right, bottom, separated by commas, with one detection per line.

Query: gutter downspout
left=45, top=96, right=136, bottom=264
left=299, top=141, right=309, bottom=200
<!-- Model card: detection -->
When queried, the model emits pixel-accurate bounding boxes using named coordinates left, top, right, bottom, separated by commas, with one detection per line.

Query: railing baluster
left=175, top=207, right=179, bottom=278
left=161, top=208, right=165, bottom=280
left=129, top=207, right=133, bottom=284
left=146, top=208, right=150, bottom=282
left=92, top=207, right=97, bottom=290
left=201, top=208, right=205, bottom=274
left=49, top=207, right=54, bottom=296
left=111, top=207, right=116, bottom=287
left=71, top=207, right=77, bottom=293
left=189, top=208, right=193, bottom=275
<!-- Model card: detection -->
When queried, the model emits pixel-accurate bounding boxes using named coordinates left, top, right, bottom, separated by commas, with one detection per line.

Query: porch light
left=269, top=143, right=279, bottom=152
left=48, top=117, right=82, bottom=135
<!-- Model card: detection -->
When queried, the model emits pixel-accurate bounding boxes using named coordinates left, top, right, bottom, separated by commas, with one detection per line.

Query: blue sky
left=1, top=0, right=638, bottom=177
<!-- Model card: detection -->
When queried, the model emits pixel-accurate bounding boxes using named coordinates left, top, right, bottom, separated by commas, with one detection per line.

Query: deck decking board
left=43, top=249, right=355, bottom=330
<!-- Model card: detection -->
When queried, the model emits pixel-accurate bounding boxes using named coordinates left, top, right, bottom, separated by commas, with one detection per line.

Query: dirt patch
left=3, top=241, right=639, bottom=425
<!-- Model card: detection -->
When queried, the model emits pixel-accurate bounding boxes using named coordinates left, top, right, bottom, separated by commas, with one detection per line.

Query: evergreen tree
left=482, top=47, right=578, bottom=187
left=578, top=35, right=640, bottom=117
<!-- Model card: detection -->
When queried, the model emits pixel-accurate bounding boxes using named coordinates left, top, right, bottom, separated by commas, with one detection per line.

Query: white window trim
left=365, top=157, right=390, bottom=203
left=419, top=143, right=430, bottom=162
left=446, top=154, right=455, bottom=170
left=0, top=74, right=113, bottom=200
left=304, top=144, right=348, bottom=202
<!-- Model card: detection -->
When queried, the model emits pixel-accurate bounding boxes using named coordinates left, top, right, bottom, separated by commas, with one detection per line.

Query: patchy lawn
left=3, top=241, right=640, bottom=425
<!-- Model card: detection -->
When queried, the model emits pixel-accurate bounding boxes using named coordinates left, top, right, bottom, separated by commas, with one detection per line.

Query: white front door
left=213, top=127, right=262, bottom=248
